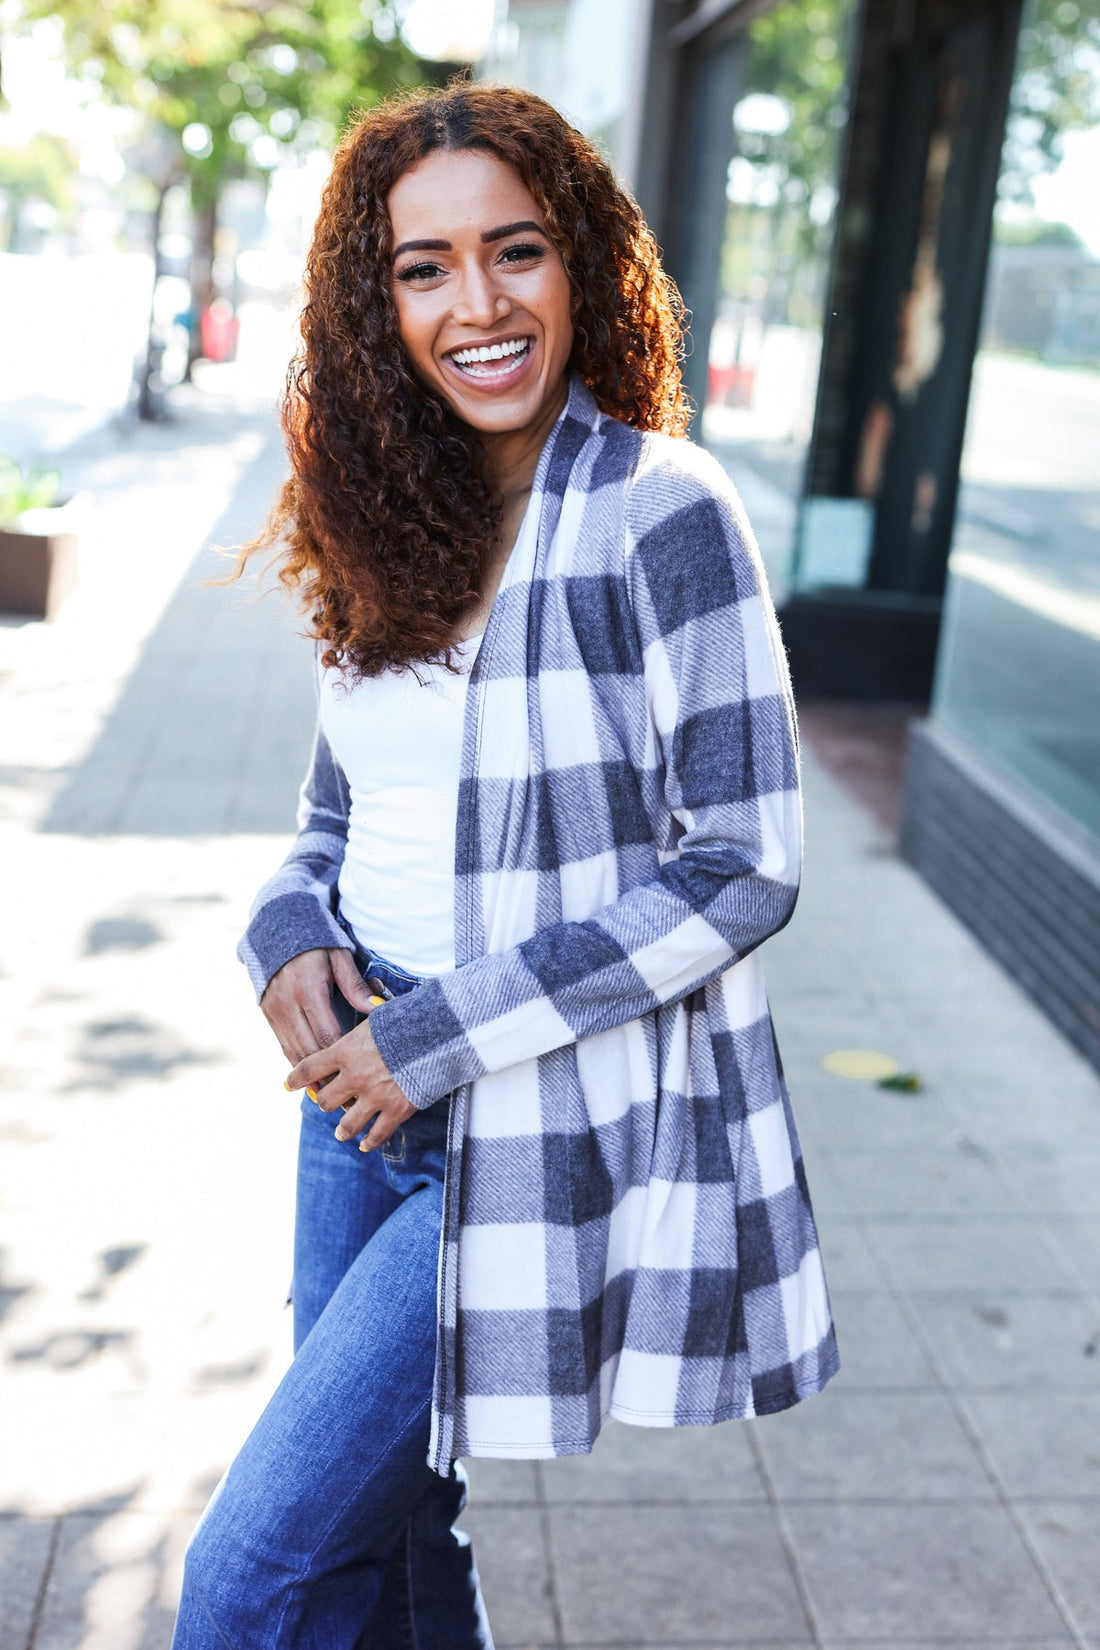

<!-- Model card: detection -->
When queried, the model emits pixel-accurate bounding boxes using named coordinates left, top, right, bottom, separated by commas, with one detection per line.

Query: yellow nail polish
left=307, top=1086, right=318, bottom=1102
left=283, top=1079, right=292, bottom=1092
left=359, top=1139, right=371, bottom=1153
left=370, top=995, right=384, bottom=1006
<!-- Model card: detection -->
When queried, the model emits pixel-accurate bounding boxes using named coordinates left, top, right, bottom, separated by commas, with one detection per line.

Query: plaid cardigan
left=241, top=378, right=838, bottom=1472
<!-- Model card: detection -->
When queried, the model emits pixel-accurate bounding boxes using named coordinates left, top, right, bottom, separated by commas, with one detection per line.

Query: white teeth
left=450, top=337, right=530, bottom=368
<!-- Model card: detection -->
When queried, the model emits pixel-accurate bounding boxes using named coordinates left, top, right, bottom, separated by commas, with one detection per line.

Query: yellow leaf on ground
left=822, top=1048, right=899, bottom=1081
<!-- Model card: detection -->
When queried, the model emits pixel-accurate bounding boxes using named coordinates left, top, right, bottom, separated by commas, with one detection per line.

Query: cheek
left=391, top=294, right=434, bottom=374
left=543, top=271, right=575, bottom=359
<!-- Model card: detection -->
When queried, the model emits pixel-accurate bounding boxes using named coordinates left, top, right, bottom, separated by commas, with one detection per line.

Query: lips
left=444, top=335, right=533, bottom=384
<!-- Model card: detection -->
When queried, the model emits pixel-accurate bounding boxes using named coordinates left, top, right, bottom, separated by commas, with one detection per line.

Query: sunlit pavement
left=2, top=365, right=1100, bottom=1649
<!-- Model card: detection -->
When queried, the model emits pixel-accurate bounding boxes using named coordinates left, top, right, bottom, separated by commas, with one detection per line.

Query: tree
left=0, top=130, right=77, bottom=250
left=998, top=0, right=1100, bottom=203
left=9, top=0, right=422, bottom=384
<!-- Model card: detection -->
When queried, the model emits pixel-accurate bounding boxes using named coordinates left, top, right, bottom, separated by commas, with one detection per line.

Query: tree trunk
left=4, top=188, right=27, bottom=254
left=138, top=184, right=169, bottom=422
left=186, top=190, right=219, bottom=379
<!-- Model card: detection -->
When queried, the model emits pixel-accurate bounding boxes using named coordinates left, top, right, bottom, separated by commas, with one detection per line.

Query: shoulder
left=629, top=429, right=750, bottom=542
left=600, top=427, right=769, bottom=632
left=575, top=410, right=749, bottom=541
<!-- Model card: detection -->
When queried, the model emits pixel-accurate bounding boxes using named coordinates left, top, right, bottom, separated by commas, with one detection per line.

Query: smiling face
left=388, top=147, right=575, bottom=443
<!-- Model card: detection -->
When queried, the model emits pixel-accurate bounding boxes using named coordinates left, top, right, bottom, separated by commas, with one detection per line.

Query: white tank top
left=319, top=634, right=481, bottom=976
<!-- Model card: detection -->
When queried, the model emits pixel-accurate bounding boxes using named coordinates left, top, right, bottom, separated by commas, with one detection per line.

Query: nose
left=452, top=260, right=510, bottom=329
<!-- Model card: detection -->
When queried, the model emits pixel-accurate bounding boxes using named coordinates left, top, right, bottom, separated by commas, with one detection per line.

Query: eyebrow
left=392, top=221, right=548, bottom=259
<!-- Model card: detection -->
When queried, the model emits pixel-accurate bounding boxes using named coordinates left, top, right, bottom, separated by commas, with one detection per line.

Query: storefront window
left=933, top=0, right=1100, bottom=841
left=701, top=0, right=857, bottom=593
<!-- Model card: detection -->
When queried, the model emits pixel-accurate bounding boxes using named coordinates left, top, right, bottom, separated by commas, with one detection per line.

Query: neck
left=478, top=375, right=569, bottom=510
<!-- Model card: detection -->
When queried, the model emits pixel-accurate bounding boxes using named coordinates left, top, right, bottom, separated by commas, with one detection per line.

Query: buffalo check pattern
left=240, top=378, right=839, bottom=1473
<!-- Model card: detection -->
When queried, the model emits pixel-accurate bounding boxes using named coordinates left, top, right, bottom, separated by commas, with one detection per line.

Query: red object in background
left=200, top=300, right=240, bottom=363
left=707, top=361, right=756, bottom=407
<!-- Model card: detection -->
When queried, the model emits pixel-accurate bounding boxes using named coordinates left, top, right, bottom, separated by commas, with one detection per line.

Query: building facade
left=482, top=0, right=1100, bottom=1070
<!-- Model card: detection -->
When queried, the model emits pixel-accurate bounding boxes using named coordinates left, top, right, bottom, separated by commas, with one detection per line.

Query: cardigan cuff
left=368, top=976, right=481, bottom=1109
left=238, top=891, right=354, bottom=1002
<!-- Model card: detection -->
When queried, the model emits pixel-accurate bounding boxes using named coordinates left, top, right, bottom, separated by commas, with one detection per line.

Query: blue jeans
left=172, top=950, right=493, bottom=1650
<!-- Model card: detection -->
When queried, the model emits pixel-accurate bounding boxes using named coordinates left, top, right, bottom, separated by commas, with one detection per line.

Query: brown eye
left=499, top=243, right=545, bottom=264
left=396, top=261, right=444, bottom=283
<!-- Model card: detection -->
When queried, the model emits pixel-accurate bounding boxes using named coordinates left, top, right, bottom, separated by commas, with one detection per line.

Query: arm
left=294, top=450, right=801, bottom=1117
left=237, top=711, right=358, bottom=1003
left=239, top=690, right=375, bottom=1065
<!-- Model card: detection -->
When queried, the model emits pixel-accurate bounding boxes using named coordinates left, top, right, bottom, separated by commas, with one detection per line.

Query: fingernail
left=334, top=1128, right=348, bottom=1142
left=359, top=1139, right=372, bottom=1153
left=370, top=995, right=384, bottom=1006
left=306, top=1086, right=318, bottom=1102
left=283, top=1079, right=293, bottom=1092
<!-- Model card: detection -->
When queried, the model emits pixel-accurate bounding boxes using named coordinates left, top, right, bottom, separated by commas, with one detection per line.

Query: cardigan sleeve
left=369, top=448, right=803, bottom=1109
left=237, top=699, right=356, bottom=1002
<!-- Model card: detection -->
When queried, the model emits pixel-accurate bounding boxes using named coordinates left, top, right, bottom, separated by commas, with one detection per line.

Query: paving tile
left=462, top=1457, right=540, bottom=1506
left=909, top=1290, right=1100, bottom=1389
left=0, top=1516, right=57, bottom=1650
left=819, top=1641, right=1077, bottom=1649
left=1015, top=1501, right=1100, bottom=1638
left=32, top=1510, right=192, bottom=1650
left=793, top=1135, right=854, bottom=1217
left=459, top=1505, right=558, bottom=1647
left=829, top=1145, right=1024, bottom=1219
left=961, top=1391, right=1100, bottom=1497
left=753, top=1391, right=994, bottom=1501
left=783, top=1500, right=1068, bottom=1640
left=999, top=1145, right=1100, bottom=1217
left=958, top=1080, right=1100, bottom=1151
left=788, top=1084, right=963, bottom=1151
left=868, top=1216, right=1079, bottom=1293
left=549, top=1502, right=809, bottom=1644
left=539, top=1416, right=766, bottom=1504
left=826, top=1290, right=941, bottom=1389
left=1042, top=1218, right=1100, bottom=1291
left=814, top=1217, right=891, bottom=1291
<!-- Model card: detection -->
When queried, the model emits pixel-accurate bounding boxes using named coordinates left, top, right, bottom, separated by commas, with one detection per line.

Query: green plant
left=0, top=457, right=64, bottom=527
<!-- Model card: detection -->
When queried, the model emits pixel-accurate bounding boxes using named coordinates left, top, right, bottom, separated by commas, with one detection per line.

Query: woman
left=174, top=81, right=838, bottom=1649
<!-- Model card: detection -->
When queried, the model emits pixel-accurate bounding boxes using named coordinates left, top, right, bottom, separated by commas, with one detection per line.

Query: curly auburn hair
left=241, top=80, right=689, bottom=677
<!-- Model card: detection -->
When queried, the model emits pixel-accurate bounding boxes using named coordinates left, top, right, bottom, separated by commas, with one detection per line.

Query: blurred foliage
left=0, top=455, right=64, bottom=525
left=12, top=0, right=422, bottom=205
left=994, top=215, right=1084, bottom=245
left=719, top=0, right=854, bottom=327
left=1000, top=0, right=1100, bottom=203
left=735, top=0, right=852, bottom=200
left=7, top=0, right=424, bottom=380
left=0, top=129, right=77, bottom=249
left=717, top=0, right=1099, bottom=331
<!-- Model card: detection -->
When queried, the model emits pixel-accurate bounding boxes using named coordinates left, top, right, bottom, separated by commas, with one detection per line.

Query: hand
left=286, top=1016, right=417, bottom=1153
left=260, top=946, right=377, bottom=1065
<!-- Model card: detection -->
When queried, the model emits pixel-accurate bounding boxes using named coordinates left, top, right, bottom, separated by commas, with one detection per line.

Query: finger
left=270, top=1005, right=320, bottom=1070
left=313, top=1073, right=358, bottom=1113
left=355, top=1109, right=398, bottom=1153
left=329, top=948, right=380, bottom=1013
left=301, top=989, right=345, bottom=1053
left=333, top=1097, right=382, bottom=1144
left=354, top=1092, right=417, bottom=1152
left=285, top=1042, right=342, bottom=1094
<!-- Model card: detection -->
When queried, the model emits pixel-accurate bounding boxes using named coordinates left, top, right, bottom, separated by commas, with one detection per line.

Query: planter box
left=0, top=499, right=84, bottom=619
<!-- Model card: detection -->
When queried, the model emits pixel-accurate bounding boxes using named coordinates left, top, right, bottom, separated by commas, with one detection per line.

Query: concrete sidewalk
left=1, top=383, right=1098, bottom=1649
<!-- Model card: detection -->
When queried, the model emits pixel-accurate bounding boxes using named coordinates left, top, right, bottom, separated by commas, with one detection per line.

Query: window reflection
left=702, top=0, right=856, bottom=595
left=935, top=5, right=1100, bottom=840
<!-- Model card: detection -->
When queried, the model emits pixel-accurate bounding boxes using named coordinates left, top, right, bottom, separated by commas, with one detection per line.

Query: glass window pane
left=933, top=1, right=1100, bottom=842
left=701, top=0, right=857, bottom=595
